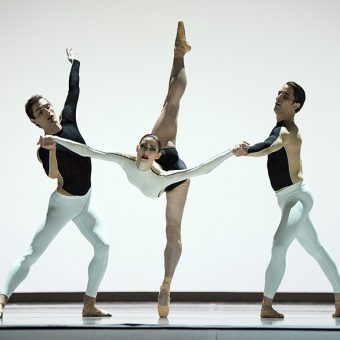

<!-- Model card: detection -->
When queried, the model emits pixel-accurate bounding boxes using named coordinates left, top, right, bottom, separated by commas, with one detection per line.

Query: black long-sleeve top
left=247, top=120, right=303, bottom=191
left=38, top=60, right=92, bottom=196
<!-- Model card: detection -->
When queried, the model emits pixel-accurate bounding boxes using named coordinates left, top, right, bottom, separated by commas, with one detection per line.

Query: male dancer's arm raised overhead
left=0, top=49, right=111, bottom=318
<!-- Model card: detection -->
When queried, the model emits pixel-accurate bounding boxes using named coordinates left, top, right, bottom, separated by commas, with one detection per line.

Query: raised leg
left=152, top=21, right=191, bottom=147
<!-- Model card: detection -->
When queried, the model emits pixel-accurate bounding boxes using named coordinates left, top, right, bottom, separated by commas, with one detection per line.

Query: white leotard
left=53, top=136, right=233, bottom=198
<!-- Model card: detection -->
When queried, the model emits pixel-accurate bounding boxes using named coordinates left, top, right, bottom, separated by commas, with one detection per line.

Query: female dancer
left=39, top=22, right=234, bottom=318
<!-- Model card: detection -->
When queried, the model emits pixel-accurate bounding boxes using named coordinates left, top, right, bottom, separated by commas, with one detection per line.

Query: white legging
left=264, top=181, right=340, bottom=298
left=1, top=190, right=109, bottom=298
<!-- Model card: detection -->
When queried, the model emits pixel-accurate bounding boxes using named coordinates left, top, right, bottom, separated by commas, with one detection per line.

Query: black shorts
left=155, top=147, right=187, bottom=192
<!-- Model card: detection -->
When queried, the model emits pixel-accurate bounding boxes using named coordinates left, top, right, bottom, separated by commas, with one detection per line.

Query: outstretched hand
left=232, top=141, right=250, bottom=157
left=66, top=48, right=78, bottom=63
left=37, top=135, right=56, bottom=150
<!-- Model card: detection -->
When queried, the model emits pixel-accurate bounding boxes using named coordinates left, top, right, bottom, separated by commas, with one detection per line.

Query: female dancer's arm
left=161, top=149, right=234, bottom=188
left=50, top=136, right=129, bottom=164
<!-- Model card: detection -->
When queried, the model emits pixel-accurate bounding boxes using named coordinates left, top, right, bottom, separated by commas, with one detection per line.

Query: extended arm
left=62, top=49, right=80, bottom=122
left=233, top=128, right=289, bottom=157
left=162, top=149, right=234, bottom=187
left=44, top=136, right=127, bottom=165
left=247, top=136, right=283, bottom=157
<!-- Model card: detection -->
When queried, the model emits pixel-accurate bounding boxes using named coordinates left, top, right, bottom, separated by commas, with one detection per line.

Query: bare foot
left=82, top=305, right=112, bottom=317
left=260, top=305, right=284, bottom=318
left=158, top=283, right=170, bottom=318
left=82, top=295, right=111, bottom=317
left=0, top=295, right=8, bottom=319
left=175, top=21, right=191, bottom=56
left=332, top=306, right=340, bottom=318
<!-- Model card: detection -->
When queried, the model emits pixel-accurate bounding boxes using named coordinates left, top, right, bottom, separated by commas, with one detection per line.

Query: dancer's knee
left=166, top=223, right=181, bottom=244
left=167, top=84, right=186, bottom=104
left=271, top=240, right=288, bottom=258
left=304, top=242, right=326, bottom=260
left=94, top=241, right=110, bottom=257
left=20, top=247, right=41, bottom=268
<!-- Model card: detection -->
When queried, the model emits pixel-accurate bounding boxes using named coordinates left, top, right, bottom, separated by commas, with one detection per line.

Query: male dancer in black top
left=0, top=49, right=111, bottom=318
left=234, top=82, right=340, bottom=318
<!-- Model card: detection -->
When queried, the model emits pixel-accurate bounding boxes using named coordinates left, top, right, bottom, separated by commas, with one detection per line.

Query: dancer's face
left=136, top=136, right=161, bottom=170
left=274, top=84, right=300, bottom=120
left=31, top=98, right=61, bottom=133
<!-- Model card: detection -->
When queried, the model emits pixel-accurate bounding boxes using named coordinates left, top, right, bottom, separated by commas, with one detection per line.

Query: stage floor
left=1, top=302, right=340, bottom=339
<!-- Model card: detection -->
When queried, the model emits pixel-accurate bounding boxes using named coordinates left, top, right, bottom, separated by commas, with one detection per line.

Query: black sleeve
left=247, top=127, right=284, bottom=157
left=61, top=60, right=80, bottom=123
left=37, top=148, right=50, bottom=176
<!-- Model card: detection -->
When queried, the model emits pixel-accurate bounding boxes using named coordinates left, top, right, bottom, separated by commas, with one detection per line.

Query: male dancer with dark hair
left=0, top=49, right=111, bottom=318
left=233, top=82, right=340, bottom=318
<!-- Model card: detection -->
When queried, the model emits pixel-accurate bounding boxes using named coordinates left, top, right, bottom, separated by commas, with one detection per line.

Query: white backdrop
left=1, top=0, right=340, bottom=293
